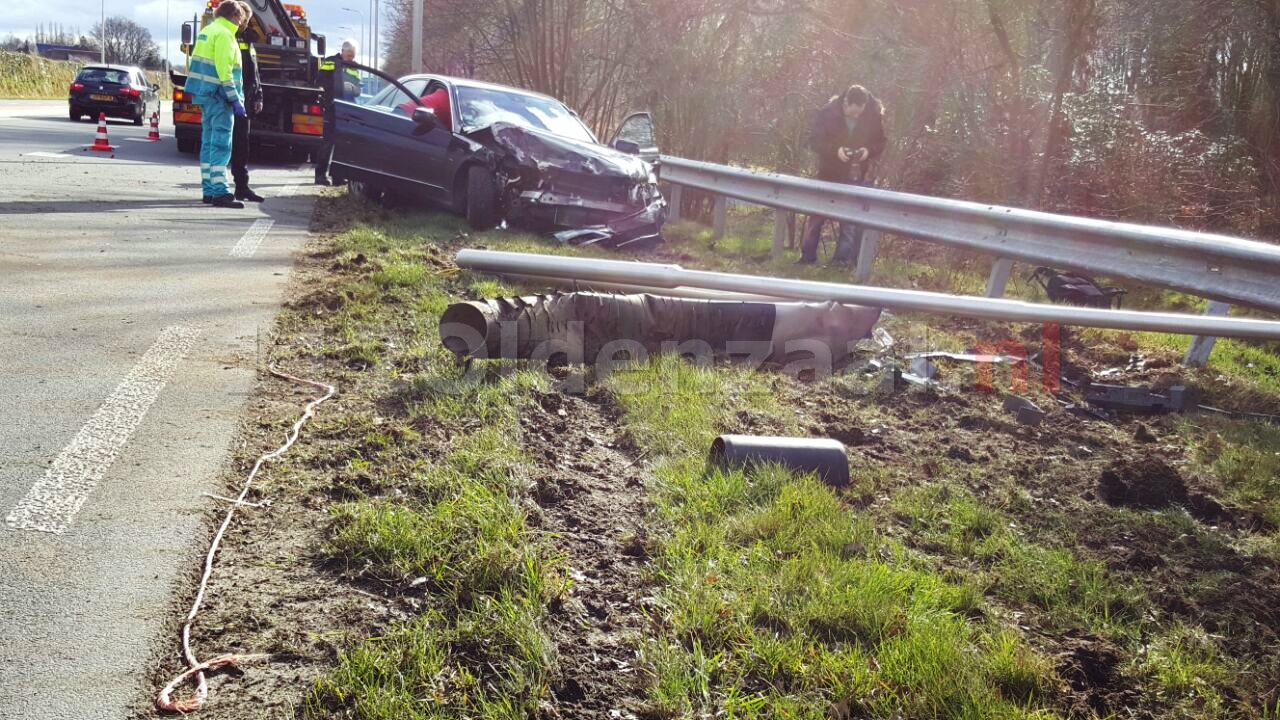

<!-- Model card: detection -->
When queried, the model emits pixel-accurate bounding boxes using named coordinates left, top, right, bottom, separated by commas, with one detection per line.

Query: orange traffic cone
left=88, top=113, right=115, bottom=152
left=147, top=112, right=161, bottom=141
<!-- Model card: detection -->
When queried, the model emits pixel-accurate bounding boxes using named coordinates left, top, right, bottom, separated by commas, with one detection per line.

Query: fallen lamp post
left=454, top=250, right=1280, bottom=341
left=440, top=292, right=882, bottom=362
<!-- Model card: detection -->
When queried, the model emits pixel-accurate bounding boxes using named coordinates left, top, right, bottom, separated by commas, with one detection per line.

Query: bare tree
left=91, top=17, right=161, bottom=67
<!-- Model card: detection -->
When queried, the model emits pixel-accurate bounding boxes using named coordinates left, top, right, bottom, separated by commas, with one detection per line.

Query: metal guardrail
left=659, top=156, right=1280, bottom=312
left=658, top=156, right=1280, bottom=367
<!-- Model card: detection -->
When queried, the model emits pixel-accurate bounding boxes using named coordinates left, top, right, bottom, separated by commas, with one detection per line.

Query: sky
left=0, top=0, right=384, bottom=66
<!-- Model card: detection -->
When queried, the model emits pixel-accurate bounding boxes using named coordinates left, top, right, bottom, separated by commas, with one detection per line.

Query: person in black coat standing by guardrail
left=230, top=26, right=264, bottom=203
left=797, top=85, right=886, bottom=266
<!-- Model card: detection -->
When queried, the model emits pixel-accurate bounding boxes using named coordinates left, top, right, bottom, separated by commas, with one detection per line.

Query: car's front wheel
left=465, top=165, right=501, bottom=231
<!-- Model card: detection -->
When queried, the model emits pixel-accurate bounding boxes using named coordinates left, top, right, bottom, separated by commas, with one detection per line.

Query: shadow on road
left=0, top=193, right=312, bottom=215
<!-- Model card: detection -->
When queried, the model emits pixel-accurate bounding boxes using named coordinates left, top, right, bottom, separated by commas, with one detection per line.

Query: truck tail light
left=173, top=90, right=187, bottom=102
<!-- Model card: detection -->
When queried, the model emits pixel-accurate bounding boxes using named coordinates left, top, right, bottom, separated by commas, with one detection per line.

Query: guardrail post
left=1183, top=301, right=1231, bottom=368
left=853, top=230, right=880, bottom=284
left=772, top=211, right=787, bottom=259
left=986, top=257, right=1014, bottom=298
left=712, top=196, right=727, bottom=240
left=668, top=184, right=682, bottom=223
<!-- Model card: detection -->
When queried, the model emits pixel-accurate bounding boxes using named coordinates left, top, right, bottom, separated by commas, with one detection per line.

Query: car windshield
left=456, top=86, right=595, bottom=144
left=78, top=68, right=131, bottom=85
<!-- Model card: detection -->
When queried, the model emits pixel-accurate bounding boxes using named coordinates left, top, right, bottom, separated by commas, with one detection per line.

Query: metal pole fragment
left=712, top=196, right=728, bottom=240
left=455, top=249, right=1280, bottom=342
left=772, top=211, right=787, bottom=259
left=854, top=230, right=879, bottom=284
left=668, top=184, right=682, bottom=223
left=1184, top=301, right=1232, bottom=368
left=987, top=257, right=1014, bottom=298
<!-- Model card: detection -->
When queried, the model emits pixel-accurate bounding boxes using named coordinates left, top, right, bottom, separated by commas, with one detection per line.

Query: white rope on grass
left=156, top=367, right=336, bottom=714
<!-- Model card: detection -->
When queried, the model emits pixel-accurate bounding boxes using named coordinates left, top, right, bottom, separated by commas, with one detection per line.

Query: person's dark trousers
left=314, top=115, right=334, bottom=183
left=800, top=216, right=863, bottom=264
left=314, top=138, right=333, bottom=182
left=231, top=113, right=250, bottom=191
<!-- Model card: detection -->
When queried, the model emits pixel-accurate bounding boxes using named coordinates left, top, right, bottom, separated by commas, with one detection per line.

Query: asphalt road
left=0, top=100, right=318, bottom=719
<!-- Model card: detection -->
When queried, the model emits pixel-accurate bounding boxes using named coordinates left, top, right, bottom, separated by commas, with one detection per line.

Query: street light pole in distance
left=341, top=6, right=366, bottom=66
left=411, top=0, right=422, bottom=73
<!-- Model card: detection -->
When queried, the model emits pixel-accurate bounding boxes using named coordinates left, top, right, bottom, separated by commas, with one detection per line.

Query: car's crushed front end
left=471, top=122, right=667, bottom=250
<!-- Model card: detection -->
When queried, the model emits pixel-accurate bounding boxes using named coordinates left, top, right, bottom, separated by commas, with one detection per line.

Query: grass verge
left=171, top=190, right=1280, bottom=719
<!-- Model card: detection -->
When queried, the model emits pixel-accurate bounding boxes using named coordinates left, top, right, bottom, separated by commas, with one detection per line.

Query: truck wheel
left=176, top=134, right=198, bottom=154
left=465, top=165, right=501, bottom=231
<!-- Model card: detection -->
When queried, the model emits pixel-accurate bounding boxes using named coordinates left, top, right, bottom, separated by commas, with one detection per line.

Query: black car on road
left=69, top=65, right=161, bottom=125
left=329, top=63, right=665, bottom=249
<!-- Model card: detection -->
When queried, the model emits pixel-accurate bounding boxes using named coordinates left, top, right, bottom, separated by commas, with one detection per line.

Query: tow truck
left=171, top=0, right=328, bottom=159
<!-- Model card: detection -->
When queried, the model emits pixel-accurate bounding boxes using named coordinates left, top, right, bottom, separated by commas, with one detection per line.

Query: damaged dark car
left=328, top=63, right=666, bottom=249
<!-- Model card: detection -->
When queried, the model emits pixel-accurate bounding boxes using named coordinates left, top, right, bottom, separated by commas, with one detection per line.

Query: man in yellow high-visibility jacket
left=186, top=0, right=250, bottom=208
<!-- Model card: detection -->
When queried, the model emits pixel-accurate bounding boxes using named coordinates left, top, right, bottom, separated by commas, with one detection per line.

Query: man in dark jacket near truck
left=797, top=85, right=887, bottom=265
left=313, top=40, right=361, bottom=185
left=230, top=26, right=264, bottom=203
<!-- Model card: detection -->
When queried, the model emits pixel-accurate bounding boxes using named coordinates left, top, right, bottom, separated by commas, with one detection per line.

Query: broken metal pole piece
left=1183, top=301, right=1232, bottom=368
left=709, top=435, right=851, bottom=487
left=1084, top=384, right=1193, bottom=414
left=987, top=257, right=1015, bottom=298
left=1002, top=395, right=1046, bottom=426
left=454, top=250, right=1280, bottom=341
left=439, top=292, right=882, bottom=363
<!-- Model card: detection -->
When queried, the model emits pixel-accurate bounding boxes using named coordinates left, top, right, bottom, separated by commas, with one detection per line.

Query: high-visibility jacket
left=186, top=16, right=243, bottom=103
left=319, top=54, right=362, bottom=101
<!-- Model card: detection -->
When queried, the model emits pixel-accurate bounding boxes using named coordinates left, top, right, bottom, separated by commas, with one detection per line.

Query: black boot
left=235, top=186, right=265, bottom=202
left=211, top=195, right=245, bottom=209
left=202, top=195, right=212, bottom=204
left=314, top=175, right=332, bottom=186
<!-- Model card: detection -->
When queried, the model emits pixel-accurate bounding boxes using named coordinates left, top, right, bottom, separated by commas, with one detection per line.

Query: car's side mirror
left=613, top=138, right=641, bottom=155
left=181, top=22, right=193, bottom=46
left=152, top=84, right=160, bottom=92
left=412, top=106, right=437, bottom=132
left=315, top=34, right=326, bottom=59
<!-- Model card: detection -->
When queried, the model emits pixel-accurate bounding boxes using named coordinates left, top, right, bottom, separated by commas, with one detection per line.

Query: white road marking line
left=229, top=218, right=275, bottom=258
left=276, top=183, right=302, bottom=198
left=22, top=152, right=73, bottom=158
left=6, top=326, right=202, bottom=534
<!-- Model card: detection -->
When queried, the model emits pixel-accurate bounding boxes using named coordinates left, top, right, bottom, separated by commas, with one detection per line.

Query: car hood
left=488, top=122, right=651, bottom=183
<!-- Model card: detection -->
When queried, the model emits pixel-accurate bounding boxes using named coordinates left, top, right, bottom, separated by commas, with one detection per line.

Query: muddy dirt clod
left=1132, top=422, right=1157, bottom=443
left=1097, top=455, right=1188, bottom=509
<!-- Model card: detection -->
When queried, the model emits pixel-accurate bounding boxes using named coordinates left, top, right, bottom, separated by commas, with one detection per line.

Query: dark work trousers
left=231, top=113, right=251, bottom=192
left=314, top=115, right=334, bottom=181
left=800, top=216, right=863, bottom=264
left=800, top=175, right=867, bottom=264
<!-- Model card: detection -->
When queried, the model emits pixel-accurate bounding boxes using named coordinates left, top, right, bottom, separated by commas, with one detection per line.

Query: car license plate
left=91, top=94, right=114, bottom=101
